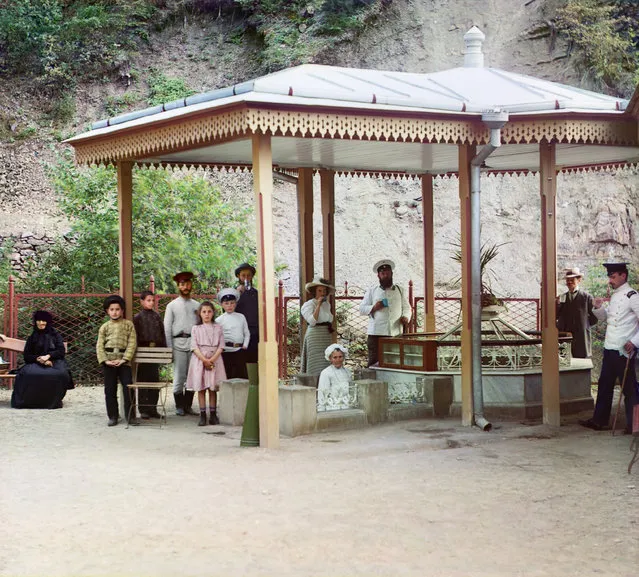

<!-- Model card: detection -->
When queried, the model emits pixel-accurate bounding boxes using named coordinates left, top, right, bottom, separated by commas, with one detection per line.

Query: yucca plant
left=449, top=235, right=507, bottom=308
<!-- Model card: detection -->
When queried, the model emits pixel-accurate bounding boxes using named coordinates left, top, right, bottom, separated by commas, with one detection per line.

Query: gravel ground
left=0, top=385, right=638, bottom=577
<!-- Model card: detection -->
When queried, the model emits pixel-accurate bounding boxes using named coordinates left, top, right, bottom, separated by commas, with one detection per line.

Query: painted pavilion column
left=298, top=167, right=315, bottom=343
left=539, top=141, right=561, bottom=426
left=458, top=145, right=476, bottom=426
left=320, top=169, right=336, bottom=338
left=117, top=161, right=134, bottom=317
left=252, top=132, right=279, bottom=448
left=421, top=174, right=436, bottom=333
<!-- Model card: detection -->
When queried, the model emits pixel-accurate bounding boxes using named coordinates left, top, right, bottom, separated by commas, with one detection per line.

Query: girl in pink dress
left=186, top=301, right=226, bottom=426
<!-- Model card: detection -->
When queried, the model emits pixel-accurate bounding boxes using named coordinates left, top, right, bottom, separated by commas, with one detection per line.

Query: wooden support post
left=540, top=141, right=561, bottom=427
left=458, top=145, right=476, bottom=426
left=320, top=169, right=336, bottom=340
left=422, top=174, right=436, bottom=333
left=298, top=167, right=315, bottom=344
left=117, top=161, right=134, bottom=318
left=252, top=132, right=280, bottom=448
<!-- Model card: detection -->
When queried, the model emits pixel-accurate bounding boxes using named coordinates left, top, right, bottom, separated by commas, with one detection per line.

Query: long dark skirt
left=11, top=360, right=73, bottom=409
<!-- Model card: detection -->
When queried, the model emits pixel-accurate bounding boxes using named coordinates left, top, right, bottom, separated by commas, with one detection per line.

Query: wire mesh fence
left=1, top=276, right=540, bottom=384
left=279, top=287, right=540, bottom=377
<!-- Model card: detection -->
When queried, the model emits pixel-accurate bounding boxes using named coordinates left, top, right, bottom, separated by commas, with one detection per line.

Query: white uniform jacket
left=593, top=282, right=639, bottom=355
left=359, top=283, right=411, bottom=336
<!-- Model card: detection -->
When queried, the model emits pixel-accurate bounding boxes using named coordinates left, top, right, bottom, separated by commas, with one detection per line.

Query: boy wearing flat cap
left=359, top=259, right=411, bottom=367
left=234, top=263, right=259, bottom=365
left=216, top=288, right=251, bottom=379
left=556, top=267, right=598, bottom=359
left=96, top=295, right=137, bottom=426
left=164, top=271, right=200, bottom=416
left=580, top=261, right=639, bottom=433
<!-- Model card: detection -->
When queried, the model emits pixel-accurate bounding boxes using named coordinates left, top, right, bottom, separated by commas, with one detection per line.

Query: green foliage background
left=554, top=0, right=639, bottom=95
left=21, top=155, right=255, bottom=294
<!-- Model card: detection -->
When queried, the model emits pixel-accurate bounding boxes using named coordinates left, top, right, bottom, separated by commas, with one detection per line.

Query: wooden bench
left=0, top=335, right=25, bottom=389
left=127, top=347, right=173, bottom=428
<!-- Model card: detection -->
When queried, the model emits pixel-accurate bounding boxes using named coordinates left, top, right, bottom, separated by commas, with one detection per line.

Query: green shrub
left=21, top=154, right=255, bottom=294
left=0, top=0, right=156, bottom=93
left=554, top=0, right=639, bottom=95
left=147, top=71, right=197, bottom=106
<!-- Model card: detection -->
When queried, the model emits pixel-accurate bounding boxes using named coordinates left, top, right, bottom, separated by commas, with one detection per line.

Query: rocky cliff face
left=1, top=0, right=637, bottom=300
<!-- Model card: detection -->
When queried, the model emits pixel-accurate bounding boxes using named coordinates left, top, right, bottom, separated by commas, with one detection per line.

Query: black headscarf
left=32, top=310, right=54, bottom=330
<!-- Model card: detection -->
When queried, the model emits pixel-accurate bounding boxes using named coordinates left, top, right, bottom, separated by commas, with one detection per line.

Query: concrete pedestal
left=279, top=384, right=317, bottom=437
left=316, top=408, right=368, bottom=432
left=356, top=379, right=388, bottom=424
left=218, top=379, right=249, bottom=426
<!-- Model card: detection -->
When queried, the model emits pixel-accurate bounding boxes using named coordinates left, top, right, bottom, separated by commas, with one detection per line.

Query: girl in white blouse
left=300, top=277, right=335, bottom=375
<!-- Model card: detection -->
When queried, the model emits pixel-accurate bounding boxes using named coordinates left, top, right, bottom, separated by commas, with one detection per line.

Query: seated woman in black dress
left=10, top=310, right=74, bottom=409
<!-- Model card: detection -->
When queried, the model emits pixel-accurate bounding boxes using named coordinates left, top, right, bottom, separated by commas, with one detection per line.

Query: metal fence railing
left=1, top=276, right=541, bottom=384
left=277, top=282, right=540, bottom=378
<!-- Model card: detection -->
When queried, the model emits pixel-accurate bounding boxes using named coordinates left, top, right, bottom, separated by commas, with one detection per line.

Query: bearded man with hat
left=556, top=267, right=598, bottom=359
left=580, top=261, right=639, bottom=433
left=164, top=271, right=199, bottom=416
left=234, top=263, right=259, bottom=365
left=359, top=259, right=411, bottom=367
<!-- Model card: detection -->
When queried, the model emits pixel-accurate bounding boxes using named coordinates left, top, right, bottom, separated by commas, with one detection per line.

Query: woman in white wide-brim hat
left=300, top=277, right=335, bottom=375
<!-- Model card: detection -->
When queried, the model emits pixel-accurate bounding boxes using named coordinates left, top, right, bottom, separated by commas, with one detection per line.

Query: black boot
left=209, top=409, right=219, bottom=425
left=198, top=410, right=207, bottom=426
left=174, top=392, right=185, bottom=416
left=183, top=390, right=196, bottom=415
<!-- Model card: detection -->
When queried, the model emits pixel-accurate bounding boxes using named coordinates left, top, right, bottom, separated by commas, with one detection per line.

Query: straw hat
left=304, top=277, right=335, bottom=294
left=564, top=267, right=583, bottom=279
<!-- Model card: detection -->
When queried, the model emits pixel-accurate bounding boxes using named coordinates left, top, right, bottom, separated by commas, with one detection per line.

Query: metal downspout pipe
left=469, top=110, right=509, bottom=431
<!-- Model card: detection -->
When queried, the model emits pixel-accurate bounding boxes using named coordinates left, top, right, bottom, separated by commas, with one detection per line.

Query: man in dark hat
left=164, top=272, right=199, bottom=416
left=234, top=263, right=259, bottom=364
left=359, top=259, right=411, bottom=367
left=580, top=262, right=639, bottom=433
left=556, top=267, right=598, bottom=359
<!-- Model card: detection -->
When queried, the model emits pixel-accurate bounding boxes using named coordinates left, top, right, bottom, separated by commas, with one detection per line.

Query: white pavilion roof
left=67, top=27, right=639, bottom=174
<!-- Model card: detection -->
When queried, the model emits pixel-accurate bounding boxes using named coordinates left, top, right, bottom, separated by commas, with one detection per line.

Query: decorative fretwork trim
left=71, top=105, right=638, bottom=168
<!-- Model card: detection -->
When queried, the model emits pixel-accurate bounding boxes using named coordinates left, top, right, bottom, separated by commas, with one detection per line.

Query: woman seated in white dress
left=317, top=344, right=352, bottom=411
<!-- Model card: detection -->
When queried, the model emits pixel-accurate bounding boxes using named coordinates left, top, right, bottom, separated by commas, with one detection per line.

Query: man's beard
left=379, top=278, right=393, bottom=289
left=179, top=289, right=191, bottom=297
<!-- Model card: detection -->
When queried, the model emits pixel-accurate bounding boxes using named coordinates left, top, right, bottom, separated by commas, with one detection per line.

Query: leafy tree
left=554, top=0, right=639, bottom=95
left=22, top=154, right=255, bottom=293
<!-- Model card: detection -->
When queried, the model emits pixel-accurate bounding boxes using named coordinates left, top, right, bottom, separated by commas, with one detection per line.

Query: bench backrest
left=133, top=346, right=173, bottom=365
left=0, top=336, right=68, bottom=353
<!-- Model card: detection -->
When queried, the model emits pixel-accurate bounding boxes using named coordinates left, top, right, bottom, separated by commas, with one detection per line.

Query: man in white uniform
left=580, top=262, right=639, bottom=433
left=359, top=259, right=411, bottom=367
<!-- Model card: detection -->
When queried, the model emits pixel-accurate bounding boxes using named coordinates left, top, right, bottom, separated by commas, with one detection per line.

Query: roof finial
left=464, top=26, right=485, bottom=68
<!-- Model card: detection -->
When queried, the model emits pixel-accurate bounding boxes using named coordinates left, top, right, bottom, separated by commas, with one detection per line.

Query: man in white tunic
left=164, top=271, right=200, bottom=416
left=359, top=259, right=411, bottom=367
left=580, top=262, right=639, bottom=433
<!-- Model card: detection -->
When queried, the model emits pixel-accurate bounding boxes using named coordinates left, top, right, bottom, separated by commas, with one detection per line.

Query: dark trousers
left=245, top=338, right=258, bottom=365
left=593, top=349, right=637, bottom=428
left=103, top=364, right=133, bottom=421
left=136, top=363, right=160, bottom=410
left=367, top=335, right=381, bottom=367
left=222, top=350, right=248, bottom=379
